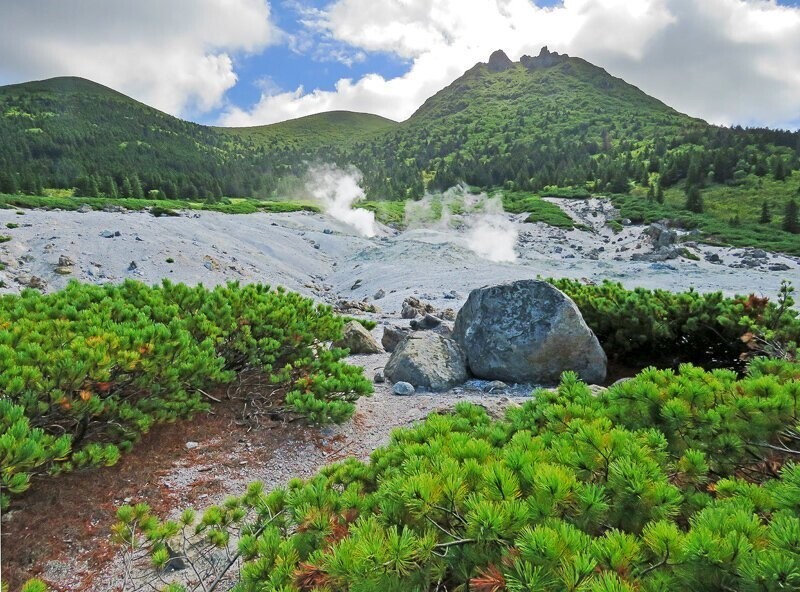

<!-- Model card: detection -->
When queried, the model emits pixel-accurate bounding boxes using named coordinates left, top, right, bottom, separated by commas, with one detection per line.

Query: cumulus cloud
left=221, top=0, right=800, bottom=129
left=0, top=0, right=278, bottom=117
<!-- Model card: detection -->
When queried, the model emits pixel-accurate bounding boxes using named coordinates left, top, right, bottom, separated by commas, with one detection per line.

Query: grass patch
left=0, top=193, right=319, bottom=216
left=361, top=200, right=406, bottom=226
left=502, top=191, right=574, bottom=228
left=612, top=174, right=800, bottom=254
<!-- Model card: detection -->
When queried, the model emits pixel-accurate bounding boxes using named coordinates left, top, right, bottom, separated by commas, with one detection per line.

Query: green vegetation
left=614, top=173, right=800, bottom=254
left=551, top=279, right=800, bottom=367
left=0, top=192, right=319, bottom=215
left=502, top=191, right=575, bottom=228
left=2, top=53, right=799, bottom=254
left=361, top=200, right=406, bottom=226
left=116, top=359, right=800, bottom=591
left=0, top=281, right=371, bottom=509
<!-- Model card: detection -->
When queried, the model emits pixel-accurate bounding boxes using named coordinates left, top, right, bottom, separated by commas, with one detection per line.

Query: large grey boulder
left=332, top=321, right=383, bottom=354
left=384, top=332, right=468, bottom=390
left=452, top=280, right=606, bottom=384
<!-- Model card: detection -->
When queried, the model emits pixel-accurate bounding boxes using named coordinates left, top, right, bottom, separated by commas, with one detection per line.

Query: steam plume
left=405, top=185, right=518, bottom=263
left=305, top=164, right=377, bottom=237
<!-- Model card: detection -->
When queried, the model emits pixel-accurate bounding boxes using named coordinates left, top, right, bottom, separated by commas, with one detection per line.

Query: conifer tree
left=784, top=198, right=799, bottom=233
left=773, top=155, right=787, bottom=181
left=0, top=171, right=19, bottom=194
left=130, top=174, right=144, bottom=199
left=120, top=177, right=133, bottom=198
left=684, top=184, right=703, bottom=213
left=655, top=182, right=664, bottom=204
left=101, top=176, right=118, bottom=198
left=647, top=183, right=655, bottom=201
left=759, top=200, right=771, bottom=224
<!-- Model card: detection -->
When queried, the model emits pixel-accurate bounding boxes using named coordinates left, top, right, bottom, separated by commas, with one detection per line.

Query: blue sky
left=2, top=0, right=800, bottom=129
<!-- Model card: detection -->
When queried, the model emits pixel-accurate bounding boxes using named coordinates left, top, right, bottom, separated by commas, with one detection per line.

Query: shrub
left=150, top=206, right=180, bottom=217
left=550, top=278, right=799, bottom=367
left=116, top=360, right=800, bottom=591
left=0, top=280, right=371, bottom=508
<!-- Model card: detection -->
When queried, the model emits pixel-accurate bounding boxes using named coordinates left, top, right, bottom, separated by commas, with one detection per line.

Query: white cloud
left=0, top=0, right=278, bottom=117
left=221, top=0, right=800, bottom=129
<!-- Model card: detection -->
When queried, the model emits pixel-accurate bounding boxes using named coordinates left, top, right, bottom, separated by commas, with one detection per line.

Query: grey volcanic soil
left=1, top=199, right=798, bottom=590
left=1, top=199, right=797, bottom=311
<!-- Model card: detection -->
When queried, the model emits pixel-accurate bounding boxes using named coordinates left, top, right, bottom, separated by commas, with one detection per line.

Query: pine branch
left=207, top=510, right=284, bottom=592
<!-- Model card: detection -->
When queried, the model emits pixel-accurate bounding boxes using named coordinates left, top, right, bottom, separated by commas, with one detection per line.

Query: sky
left=1, top=0, right=800, bottom=129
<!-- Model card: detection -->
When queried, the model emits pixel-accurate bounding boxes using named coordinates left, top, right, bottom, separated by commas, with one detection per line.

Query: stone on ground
left=332, top=321, right=383, bottom=354
left=381, top=325, right=411, bottom=352
left=384, top=331, right=468, bottom=390
left=391, top=381, right=415, bottom=396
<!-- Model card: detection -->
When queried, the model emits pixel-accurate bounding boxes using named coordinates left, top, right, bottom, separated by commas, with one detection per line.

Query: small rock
left=58, top=255, right=74, bottom=267
left=439, top=308, right=457, bottom=321
left=392, top=382, right=415, bottom=396
left=483, top=380, right=508, bottom=393
left=374, top=369, right=385, bottom=383
left=410, top=313, right=442, bottom=330
left=351, top=279, right=362, bottom=290
left=77, top=204, right=92, bottom=213
left=54, top=266, right=72, bottom=275
left=204, top=261, right=213, bottom=270
left=314, top=244, right=321, bottom=249
left=382, top=325, right=411, bottom=352
left=749, top=249, right=768, bottom=259
left=185, top=441, right=199, bottom=450
left=323, top=228, right=334, bottom=235
left=373, top=289, right=386, bottom=300
left=401, top=302, right=419, bottom=319
left=385, top=332, right=467, bottom=390
left=332, top=321, right=383, bottom=354
left=769, top=263, right=791, bottom=272
left=128, top=261, right=138, bottom=271
left=705, top=253, right=722, bottom=264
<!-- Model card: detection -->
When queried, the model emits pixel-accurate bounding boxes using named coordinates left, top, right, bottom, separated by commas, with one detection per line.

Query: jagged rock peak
left=520, top=46, right=569, bottom=70
left=487, top=49, right=514, bottom=72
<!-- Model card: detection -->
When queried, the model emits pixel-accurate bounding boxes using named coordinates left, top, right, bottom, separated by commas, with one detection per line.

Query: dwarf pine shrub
left=116, top=360, right=800, bottom=591
left=550, top=278, right=799, bottom=366
left=0, top=280, right=371, bottom=508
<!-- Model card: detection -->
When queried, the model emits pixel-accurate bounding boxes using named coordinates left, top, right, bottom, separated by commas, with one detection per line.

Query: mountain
left=0, top=76, right=394, bottom=199
left=354, top=47, right=711, bottom=196
left=1, top=49, right=798, bottom=211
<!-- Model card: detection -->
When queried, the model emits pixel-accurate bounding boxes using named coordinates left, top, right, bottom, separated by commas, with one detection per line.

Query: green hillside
left=0, top=77, right=393, bottom=200
left=0, top=49, right=798, bottom=250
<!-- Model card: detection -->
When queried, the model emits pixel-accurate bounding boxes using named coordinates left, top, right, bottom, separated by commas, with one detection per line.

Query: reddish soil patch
left=1, top=392, right=310, bottom=591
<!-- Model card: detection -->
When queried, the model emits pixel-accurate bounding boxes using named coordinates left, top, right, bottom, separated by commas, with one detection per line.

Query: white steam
left=305, top=164, right=377, bottom=237
left=405, top=185, right=518, bottom=263
left=464, top=197, right=518, bottom=263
